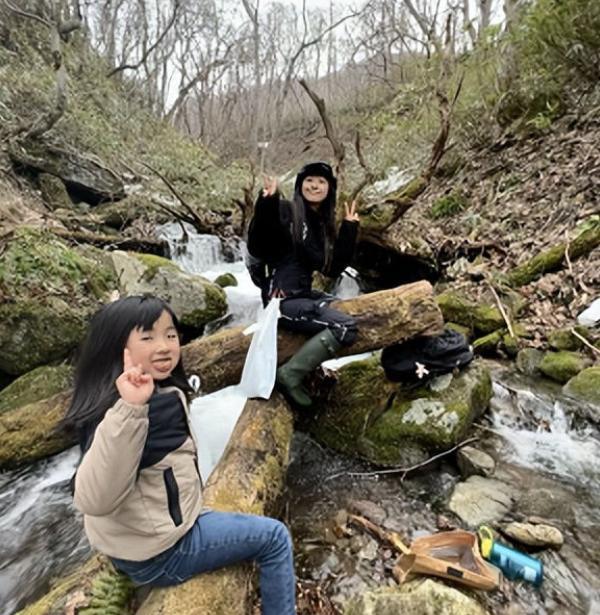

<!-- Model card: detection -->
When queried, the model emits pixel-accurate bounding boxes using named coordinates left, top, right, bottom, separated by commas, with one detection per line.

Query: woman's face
left=125, top=310, right=181, bottom=380
left=301, top=175, right=329, bottom=205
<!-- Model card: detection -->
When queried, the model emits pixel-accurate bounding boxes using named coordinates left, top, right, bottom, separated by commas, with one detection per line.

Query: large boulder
left=109, top=251, right=227, bottom=330
left=344, top=579, right=488, bottom=615
left=0, top=228, right=116, bottom=375
left=312, top=358, right=492, bottom=466
left=8, top=140, right=125, bottom=204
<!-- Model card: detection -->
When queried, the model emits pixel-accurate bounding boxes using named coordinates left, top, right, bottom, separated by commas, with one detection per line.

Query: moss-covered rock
left=548, top=326, right=591, bottom=351
left=436, top=292, right=505, bottom=335
left=344, top=580, right=488, bottom=615
left=0, top=390, right=74, bottom=468
left=0, top=228, right=116, bottom=375
left=0, top=364, right=73, bottom=415
left=516, top=348, right=544, bottom=376
left=539, top=351, right=591, bottom=384
left=109, top=250, right=227, bottom=331
left=312, top=358, right=491, bottom=467
left=93, top=193, right=167, bottom=229
left=214, top=272, right=238, bottom=288
left=563, top=366, right=600, bottom=421
left=445, top=322, right=471, bottom=339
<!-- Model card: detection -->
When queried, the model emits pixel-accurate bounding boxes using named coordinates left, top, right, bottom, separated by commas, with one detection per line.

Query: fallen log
left=50, top=227, right=170, bottom=256
left=17, top=394, right=294, bottom=615
left=183, top=280, right=444, bottom=393
left=506, top=217, right=600, bottom=287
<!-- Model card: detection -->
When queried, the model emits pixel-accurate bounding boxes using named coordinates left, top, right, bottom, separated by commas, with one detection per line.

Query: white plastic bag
left=189, top=298, right=280, bottom=482
left=239, top=297, right=280, bottom=399
left=577, top=297, right=600, bottom=327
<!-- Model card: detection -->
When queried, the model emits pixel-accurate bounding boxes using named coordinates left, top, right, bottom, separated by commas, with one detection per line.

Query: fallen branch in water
left=325, top=436, right=479, bottom=482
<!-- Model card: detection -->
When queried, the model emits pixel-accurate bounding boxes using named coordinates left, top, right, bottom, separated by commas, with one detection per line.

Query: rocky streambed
left=286, top=363, right=600, bottom=615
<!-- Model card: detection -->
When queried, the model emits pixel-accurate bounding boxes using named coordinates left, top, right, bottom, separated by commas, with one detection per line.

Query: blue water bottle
left=478, top=525, right=544, bottom=586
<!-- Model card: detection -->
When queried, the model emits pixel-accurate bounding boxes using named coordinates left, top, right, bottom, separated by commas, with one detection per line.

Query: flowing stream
left=0, top=224, right=598, bottom=614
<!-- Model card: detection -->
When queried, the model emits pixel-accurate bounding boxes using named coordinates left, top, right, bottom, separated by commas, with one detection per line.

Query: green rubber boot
left=276, top=328, right=342, bottom=408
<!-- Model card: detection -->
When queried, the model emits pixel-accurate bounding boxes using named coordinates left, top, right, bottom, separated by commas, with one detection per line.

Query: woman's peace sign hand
left=262, top=175, right=278, bottom=197
left=344, top=200, right=360, bottom=223
left=116, top=348, right=154, bottom=406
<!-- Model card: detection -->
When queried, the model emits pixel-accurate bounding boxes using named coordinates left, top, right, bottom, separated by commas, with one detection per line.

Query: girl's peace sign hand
left=262, top=175, right=278, bottom=197
left=116, top=348, right=154, bottom=406
left=344, top=200, right=360, bottom=223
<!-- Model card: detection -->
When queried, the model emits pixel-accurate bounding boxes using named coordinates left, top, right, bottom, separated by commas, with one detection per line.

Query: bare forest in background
left=75, top=0, right=509, bottom=164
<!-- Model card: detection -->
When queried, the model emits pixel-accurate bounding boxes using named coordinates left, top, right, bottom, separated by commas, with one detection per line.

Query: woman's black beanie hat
left=294, top=161, right=337, bottom=194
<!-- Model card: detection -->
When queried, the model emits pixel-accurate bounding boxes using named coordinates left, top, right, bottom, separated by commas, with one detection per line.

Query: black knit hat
left=294, top=161, right=337, bottom=194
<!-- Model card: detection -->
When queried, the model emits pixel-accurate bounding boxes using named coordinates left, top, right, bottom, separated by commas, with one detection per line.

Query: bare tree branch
left=107, top=0, right=180, bottom=77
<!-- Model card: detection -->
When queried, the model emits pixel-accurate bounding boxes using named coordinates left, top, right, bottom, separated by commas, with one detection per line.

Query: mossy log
left=137, top=393, right=293, bottom=615
left=506, top=217, right=600, bottom=287
left=17, top=394, right=293, bottom=615
left=183, top=280, right=444, bottom=394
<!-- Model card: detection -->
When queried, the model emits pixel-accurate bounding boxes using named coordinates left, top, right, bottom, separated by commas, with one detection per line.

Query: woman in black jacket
left=247, top=161, right=360, bottom=407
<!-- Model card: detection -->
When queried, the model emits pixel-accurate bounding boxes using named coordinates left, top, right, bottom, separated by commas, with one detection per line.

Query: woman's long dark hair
left=290, top=162, right=337, bottom=272
left=63, top=295, right=192, bottom=435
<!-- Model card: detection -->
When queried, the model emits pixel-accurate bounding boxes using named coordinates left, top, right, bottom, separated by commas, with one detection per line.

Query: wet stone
left=503, top=522, right=564, bottom=549
left=448, top=475, right=515, bottom=527
left=457, top=446, right=496, bottom=478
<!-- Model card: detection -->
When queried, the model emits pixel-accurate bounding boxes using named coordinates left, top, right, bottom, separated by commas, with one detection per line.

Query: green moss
left=429, top=191, right=469, bottom=219
left=134, top=253, right=179, bottom=282
left=548, top=326, right=591, bottom=351
left=79, top=569, right=134, bottom=614
left=436, top=292, right=504, bottom=335
left=539, top=351, right=590, bottom=384
left=445, top=322, right=471, bottom=339
left=0, top=364, right=73, bottom=414
left=179, top=283, right=227, bottom=328
left=214, top=273, right=238, bottom=288
left=563, top=367, right=600, bottom=407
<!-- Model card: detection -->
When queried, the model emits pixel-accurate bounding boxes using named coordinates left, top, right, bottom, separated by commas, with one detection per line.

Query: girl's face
left=301, top=175, right=329, bottom=204
left=125, top=310, right=181, bottom=381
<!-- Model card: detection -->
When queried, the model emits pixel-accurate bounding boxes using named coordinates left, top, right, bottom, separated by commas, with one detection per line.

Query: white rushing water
left=490, top=375, right=600, bottom=489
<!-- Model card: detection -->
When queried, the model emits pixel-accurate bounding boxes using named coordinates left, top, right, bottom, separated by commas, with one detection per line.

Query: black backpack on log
left=381, top=328, right=473, bottom=384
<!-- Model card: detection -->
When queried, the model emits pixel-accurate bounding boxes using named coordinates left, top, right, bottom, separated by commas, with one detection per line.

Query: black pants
left=278, top=295, right=357, bottom=346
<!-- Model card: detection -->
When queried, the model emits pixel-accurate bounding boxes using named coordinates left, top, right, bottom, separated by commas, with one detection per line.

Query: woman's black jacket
left=247, top=191, right=358, bottom=303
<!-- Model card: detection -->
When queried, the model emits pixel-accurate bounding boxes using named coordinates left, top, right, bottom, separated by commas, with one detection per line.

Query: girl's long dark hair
left=63, top=295, right=192, bottom=436
left=290, top=166, right=337, bottom=272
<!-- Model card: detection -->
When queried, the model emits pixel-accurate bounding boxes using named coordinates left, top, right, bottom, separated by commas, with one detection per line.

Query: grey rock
left=516, top=348, right=544, bottom=376
left=457, top=446, right=496, bottom=478
left=448, top=475, right=515, bottom=527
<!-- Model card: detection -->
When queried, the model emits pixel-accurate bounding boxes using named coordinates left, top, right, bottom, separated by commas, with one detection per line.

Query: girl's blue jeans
left=112, top=511, right=296, bottom=615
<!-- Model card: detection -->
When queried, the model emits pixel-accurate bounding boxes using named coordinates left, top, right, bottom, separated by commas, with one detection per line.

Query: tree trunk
left=183, top=280, right=444, bottom=394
